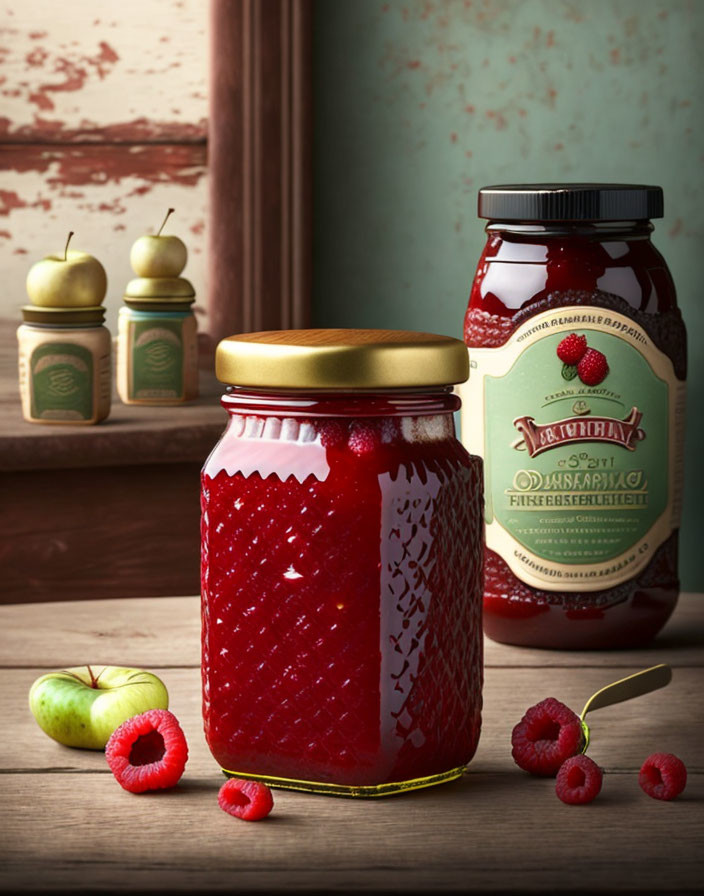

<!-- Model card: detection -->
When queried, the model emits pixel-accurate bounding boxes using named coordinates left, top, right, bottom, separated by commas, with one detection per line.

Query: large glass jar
left=459, top=184, right=686, bottom=649
left=201, top=329, right=483, bottom=796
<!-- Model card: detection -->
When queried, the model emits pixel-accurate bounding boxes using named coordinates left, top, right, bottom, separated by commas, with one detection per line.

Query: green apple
left=130, top=208, right=187, bottom=278
left=29, top=665, right=169, bottom=750
left=26, top=232, right=108, bottom=308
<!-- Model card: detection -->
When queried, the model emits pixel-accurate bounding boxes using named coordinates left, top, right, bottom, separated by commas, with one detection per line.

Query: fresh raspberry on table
left=556, top=333, right=588, bottom=365
left=511, top=697, right=584, bottom=776
left=577, top=348, right=609, bottom=385
left=218, top=778, right=274, bottom=821
left=105, top=709, right=188, bottom=793
left=555, top=754, right=603, bottom=805
left=348, top=421, right=380, bottom=456
left=639, top=752, right=687, bottom=801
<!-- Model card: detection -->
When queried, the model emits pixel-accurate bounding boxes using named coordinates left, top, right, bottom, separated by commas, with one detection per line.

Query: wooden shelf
left=0, top=320, right=226, bottom=472
left=0, top=320, right=225, bottom=601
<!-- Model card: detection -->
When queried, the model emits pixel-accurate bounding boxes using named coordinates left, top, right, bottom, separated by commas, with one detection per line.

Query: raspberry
left=639, top=752, right=687, bottom=801
left=577, top=348, right=609, bottom=386
left=556, top=755, right=603, bottom=804
left=218, top=778, right=274, bottom=821
left=511, top=697, right=584, bottom=776
left=105, top=709, right=188, bottom=793
left=319, top=420, right=347, bottom=449
left=348, top=422, right=380, bottom=456
left=556, top=333, right=588, bottom=365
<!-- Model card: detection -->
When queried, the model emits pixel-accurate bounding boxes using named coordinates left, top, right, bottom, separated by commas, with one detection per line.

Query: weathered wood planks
left=0, top=593, right=702, bottom=892
left=3, top=664, right=703, bottom=776
left=0, top=0, right=208, bottom=331
left=1, top=770, right=702, bottom=893
left=2, top=594, right=701, bottom=669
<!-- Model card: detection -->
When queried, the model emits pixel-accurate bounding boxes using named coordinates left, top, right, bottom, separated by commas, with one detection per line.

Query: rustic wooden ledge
left=1, top=593, right=702, bottom=893
left=0, top=320, right=226, bottom=472
left=0, top=320, right=225, bottom=600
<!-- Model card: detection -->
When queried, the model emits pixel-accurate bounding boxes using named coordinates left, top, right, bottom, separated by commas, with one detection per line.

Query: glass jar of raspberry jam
left=201, top=329, right=483, bottom=796
left=460, top=184, right=686, bottom=650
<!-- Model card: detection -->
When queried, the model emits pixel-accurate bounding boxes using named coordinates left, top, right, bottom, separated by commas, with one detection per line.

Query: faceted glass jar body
left=201, top=388, right=483, bottom=796
left=464, top=221, right=686, bottom=649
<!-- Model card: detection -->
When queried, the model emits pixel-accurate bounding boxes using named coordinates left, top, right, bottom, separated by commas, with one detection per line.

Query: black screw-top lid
left=478, top=184, right=664, bottom=222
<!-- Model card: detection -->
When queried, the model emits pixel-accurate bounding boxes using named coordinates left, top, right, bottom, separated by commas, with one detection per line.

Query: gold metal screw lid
left=124, top=276, right=195, bottom=299
left=215, top=329, right=469, bottom=390
left=21, top=305, right=106, bottom=325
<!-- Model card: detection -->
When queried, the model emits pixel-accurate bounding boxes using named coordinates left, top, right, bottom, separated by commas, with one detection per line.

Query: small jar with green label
left=17, top=306, right=112, bottom=425
left=117, top=277, right=198, bottom=405
left=117, top=211, right=199, bottom=405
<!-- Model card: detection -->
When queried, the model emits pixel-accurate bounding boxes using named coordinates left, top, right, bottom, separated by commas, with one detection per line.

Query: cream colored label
left=459, top=307, right=685, bottom=591
left=117, top=308, right=198, bottom=405
left=17, top=324, right=111, bottom=425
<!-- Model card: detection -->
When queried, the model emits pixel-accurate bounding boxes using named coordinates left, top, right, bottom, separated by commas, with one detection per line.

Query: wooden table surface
left=1, top=594, right=702, bottom=894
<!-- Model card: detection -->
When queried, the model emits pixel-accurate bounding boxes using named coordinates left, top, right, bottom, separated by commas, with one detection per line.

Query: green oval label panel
left=459, top=307, right=685, bottom=591
left=30, top=342, right=93, bottom=422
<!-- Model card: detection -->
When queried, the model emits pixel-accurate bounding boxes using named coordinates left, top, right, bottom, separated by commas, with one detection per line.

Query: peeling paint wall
left=313, top=0, right=703, bottom=589
left=0, top=0, right=208, bottom=332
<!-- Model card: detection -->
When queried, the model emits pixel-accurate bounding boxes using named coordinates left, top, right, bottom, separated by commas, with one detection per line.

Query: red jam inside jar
left=461, top=185, right=686, bottom=650
left=201, top=330, right=483, bottom=796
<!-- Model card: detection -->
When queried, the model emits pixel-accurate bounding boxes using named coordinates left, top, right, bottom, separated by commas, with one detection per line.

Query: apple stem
left=86, top=665, right=100, bottom=689
left=64, top=231, right=74, bottom=262
left=156, top=208, right=175, bottom=237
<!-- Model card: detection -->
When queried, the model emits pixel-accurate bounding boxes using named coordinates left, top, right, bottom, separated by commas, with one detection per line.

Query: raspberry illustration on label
left=557, top=332, right=588, bottom=366
left=577, top=347, right=609, bottom=386
left=556, top=332, right=609, bottom=385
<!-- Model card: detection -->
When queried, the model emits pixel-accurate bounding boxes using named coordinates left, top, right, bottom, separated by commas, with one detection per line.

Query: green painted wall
left=313, top=0, right=703, bottom=589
